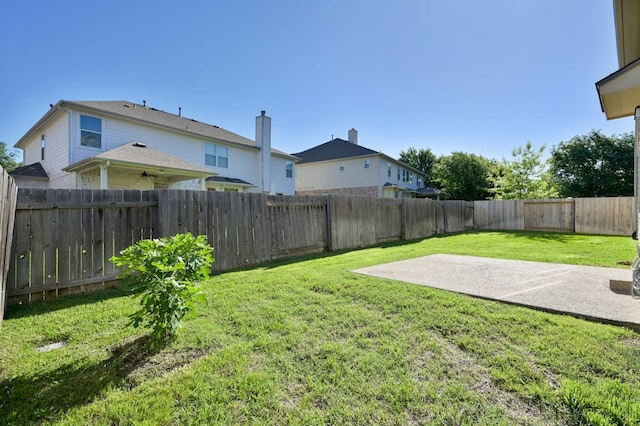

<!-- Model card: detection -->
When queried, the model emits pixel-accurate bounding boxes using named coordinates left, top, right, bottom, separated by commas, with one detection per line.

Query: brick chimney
left=348, top=128, right=358, bottom=145
left=256, top=111, right=271, bottom=193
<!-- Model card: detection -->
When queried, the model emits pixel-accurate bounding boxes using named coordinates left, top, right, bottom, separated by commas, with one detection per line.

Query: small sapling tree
left=111, top=233, right=214, bottom=344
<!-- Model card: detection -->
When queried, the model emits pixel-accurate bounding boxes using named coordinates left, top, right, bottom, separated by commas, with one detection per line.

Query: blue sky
left=0, top=1, right=632, bottom=162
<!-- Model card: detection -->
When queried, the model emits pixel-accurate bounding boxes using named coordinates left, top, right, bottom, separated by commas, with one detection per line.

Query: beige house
left=596, top=0, right=640, bottom=228
left=293, top=129, right=426, bottom=198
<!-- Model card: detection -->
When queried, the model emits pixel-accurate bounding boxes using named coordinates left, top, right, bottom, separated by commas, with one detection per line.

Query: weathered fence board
left=474, top=200, right=524, bottom=230
left=268, top=195, right=328, bottom=257
left=524, top=199, right=575, bottom=232
left=376, top=198, right=402, bottom=243
left=0, top=167, right=18, bottom=323
left=575, top=197, right=634, bottom=236
left=404, top=198, right=436, bottom=240
left=440, top=200, right=474, bottom=233
left=330, top=195, right=377, bottom=251
left=7, top=189, right=158, bottom=304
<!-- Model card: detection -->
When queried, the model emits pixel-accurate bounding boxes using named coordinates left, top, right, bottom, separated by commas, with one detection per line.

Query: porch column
left=99, top=164, right=109, bottom=190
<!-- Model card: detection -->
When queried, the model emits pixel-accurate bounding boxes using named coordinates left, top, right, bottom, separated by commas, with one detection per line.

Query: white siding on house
left=296, top=155, right=386, bottom=193
left=295, top=154, right=424, bottom=197
left=68, top=110, right=263, bottom=187
left=20, top=112, right=70, bottom=184
left=269, top=156, right=296, bottom=195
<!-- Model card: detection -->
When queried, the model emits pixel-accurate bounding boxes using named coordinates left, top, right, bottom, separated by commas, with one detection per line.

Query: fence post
left=400, top=197, right=406, bottom=240
left=325, top=194, right=333, bottom=252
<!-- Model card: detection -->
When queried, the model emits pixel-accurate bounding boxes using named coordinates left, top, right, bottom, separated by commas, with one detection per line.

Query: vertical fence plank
left=0, top=168, right=18, bottom=322
left=376, top=198, right=402, bottom=243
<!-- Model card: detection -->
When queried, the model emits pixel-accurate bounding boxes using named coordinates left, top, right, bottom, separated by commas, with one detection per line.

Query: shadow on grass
left=478, top=229, right=577, bottom=242
left=3, top=285, right=132, bottom=320
left=0, top=334, right=159, bottom=425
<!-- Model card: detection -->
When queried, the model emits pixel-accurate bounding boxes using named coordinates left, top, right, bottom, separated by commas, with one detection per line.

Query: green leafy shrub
left=110, top=233, right=214, bottom=344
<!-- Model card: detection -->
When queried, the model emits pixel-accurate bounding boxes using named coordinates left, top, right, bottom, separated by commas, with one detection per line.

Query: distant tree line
left=398, top=130, right=634, bottom=201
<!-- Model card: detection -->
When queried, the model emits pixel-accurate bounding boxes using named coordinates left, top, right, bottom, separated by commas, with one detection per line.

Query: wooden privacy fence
left=0, top=168, right=18, bottom=325
left=6, top=189, right=472, bottom=305
left=474, top=197, right=635, bottom=235
left=6, top=190, right=633, bottom=307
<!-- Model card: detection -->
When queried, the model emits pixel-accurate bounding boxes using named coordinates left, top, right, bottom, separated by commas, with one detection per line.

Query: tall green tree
left=549, top=130, right=633, bottom=197
left=398, top=147, right=437, bottom=187
left=0, top=141, right=20, bottom=172
left=434, top=152, right=491, bottom=200
left=490, top=142, right=558, bottom=199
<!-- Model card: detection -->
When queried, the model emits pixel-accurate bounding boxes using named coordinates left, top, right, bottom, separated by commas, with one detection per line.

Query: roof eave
left=15, top=100, right=66, bottom=149
left=596, top=57, right=640, bottom=119
left=63, top=157, right=215, bottom=178
left=65, top=101, right=260, bottom=151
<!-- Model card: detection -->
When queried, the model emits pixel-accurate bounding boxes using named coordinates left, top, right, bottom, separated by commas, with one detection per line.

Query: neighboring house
left=595, top=1, right=640, bottom=229
left=292, top=128, right=425, bottom=198
left=10, top=100, right=297, bottom=194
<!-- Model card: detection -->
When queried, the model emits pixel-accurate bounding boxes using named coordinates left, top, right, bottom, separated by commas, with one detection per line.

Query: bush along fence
left=0, top=167, right=18, bottom=325
left=5, top=189, right=473, bottom=305
left=4, top=189, right=634, bottom=306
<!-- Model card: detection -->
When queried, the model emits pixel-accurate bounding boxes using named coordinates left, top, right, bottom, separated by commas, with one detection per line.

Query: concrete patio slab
left=353, top=254, right=640, bottom=330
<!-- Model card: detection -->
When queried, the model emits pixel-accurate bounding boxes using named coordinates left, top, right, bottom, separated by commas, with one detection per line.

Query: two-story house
left=10, top=100, right=297, bottom=194
left=292, top=129, right=425, bottom=198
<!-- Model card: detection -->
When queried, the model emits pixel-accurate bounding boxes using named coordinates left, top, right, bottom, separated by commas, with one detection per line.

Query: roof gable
left=292, top=138, right=379, bottom=164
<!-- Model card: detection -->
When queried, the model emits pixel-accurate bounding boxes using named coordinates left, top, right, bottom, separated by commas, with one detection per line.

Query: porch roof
left=63, top=142, right=215, bottom=180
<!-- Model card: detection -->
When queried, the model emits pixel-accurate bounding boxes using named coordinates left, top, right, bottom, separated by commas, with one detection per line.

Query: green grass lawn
left=1, top=231, right=640, bottom=425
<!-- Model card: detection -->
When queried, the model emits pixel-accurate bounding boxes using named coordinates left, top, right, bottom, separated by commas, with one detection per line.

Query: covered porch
left=63, top=142, right=214, bottom=190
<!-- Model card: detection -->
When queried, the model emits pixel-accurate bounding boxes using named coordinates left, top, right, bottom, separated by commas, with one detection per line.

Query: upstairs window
left=285, top=161, right=293, bottom=178
left=205, top=143, right=229, bottom=168
left=40, top=134, right=45, bottom=161
left=363, top=158, right=370, bottom=169
left=80, top=115, right=102, bottom=148
left=387, top=163, right=391, bottom=178
left=339, top=161, right=345, bottom=172
left=397, top=167, right=401, bottom=181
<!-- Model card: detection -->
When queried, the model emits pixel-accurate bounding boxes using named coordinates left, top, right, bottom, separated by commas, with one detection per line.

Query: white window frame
left=364, top=158, right=370, bottom=169
left=285, top=161, right=293, bottom=178
left=80, top=114, right=103, bottom=149
left=40, top=134, right=45, bottom=161
left=205, top=142, right=229, bottom=168
left=339, top=161, right=345, bottom=172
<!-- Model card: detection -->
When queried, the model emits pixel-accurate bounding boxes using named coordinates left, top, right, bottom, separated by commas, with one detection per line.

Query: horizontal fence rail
left=5, top=190, right=633, bottom=306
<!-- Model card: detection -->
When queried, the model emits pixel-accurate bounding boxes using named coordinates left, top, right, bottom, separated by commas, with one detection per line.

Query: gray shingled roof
left=292, top=138, right=379, bottom=164
left=71, top=101, right=257, bottom=147
left=9, top=162, right=49, bottom=179
left=206, top=176, right=254, bottom=186
left=64, top=142, right=214, bottom=176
